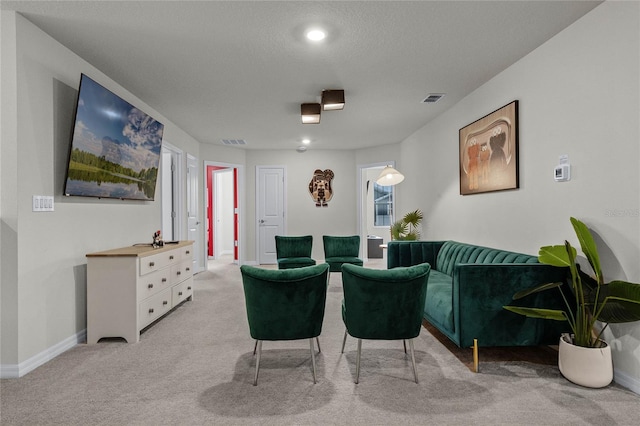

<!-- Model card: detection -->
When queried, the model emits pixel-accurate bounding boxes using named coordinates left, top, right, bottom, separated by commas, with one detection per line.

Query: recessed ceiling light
left=302, top=139, right=311, bottom=145
left=306, top=29, right=326, bottom=42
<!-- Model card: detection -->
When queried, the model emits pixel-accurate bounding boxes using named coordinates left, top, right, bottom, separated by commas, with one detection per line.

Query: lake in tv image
left=64, top=74, right=164, bottom=201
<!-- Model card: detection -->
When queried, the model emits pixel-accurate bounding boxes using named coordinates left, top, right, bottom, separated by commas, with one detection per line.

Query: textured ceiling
left=2, top=1, right=601, bottom=151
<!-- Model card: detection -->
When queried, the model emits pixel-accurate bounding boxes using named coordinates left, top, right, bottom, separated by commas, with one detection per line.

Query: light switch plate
left=33, top=195, right=55, bottom=212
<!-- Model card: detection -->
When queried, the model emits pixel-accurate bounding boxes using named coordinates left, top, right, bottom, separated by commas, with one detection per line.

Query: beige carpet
left=1, top=257, right=639, bottom=425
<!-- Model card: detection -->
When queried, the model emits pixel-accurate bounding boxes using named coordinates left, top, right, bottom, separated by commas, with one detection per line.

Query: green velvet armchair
left=240, top=263, right=330, bottom=385
left=275, top=235, right=316, bottom=269
left=340, top=262, right=431, bottom=384
left=323, top=235, right=363, bottom=272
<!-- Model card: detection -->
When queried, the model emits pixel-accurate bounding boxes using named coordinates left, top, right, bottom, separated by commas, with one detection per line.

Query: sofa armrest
left=387, top=241, right=446, bottom=269
left=453, top=263, right=568, bottom=348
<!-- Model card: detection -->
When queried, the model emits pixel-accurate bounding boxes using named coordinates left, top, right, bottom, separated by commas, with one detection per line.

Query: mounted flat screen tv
left=63, top=74, right=164, bottom=201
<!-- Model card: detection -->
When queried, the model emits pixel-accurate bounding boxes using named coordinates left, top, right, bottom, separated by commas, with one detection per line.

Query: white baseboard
left=0, top=329, right=86, bottom=378
left=614, top=369, right=640, bottom=395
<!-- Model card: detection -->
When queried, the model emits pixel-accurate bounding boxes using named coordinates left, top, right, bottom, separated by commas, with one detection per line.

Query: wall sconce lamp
left=321, top=89, right=345, bottom=110
left=301, top=103, right=321, bottom=124
left=375, top=165, right=405, bottom=186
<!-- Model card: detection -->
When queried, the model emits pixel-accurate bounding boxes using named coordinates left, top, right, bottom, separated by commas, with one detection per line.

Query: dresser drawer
left=139, top=251, right=174, bottom=275
left=172, top=277, right=194, bottom=306
left=137, top=268, right=172, bottom=299
left=139, top=288, right=172, bottom=329
left=171, top=259, right=193, bottom=285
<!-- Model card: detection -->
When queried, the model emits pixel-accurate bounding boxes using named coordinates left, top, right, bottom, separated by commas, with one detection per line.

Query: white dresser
left=86, top=241, right=194, bottom=344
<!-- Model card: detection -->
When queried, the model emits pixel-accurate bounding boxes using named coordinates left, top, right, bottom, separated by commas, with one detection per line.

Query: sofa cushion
left=423, top=269, right=454, bottom=334
left=436, top=241, right=538, bottom=276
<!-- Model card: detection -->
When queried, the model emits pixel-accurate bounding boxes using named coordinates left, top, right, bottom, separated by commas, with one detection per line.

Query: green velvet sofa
left=387, top=240, right=569, bottom=351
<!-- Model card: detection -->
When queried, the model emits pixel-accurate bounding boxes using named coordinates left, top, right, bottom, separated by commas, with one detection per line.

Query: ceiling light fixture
left=302, top=138, right=311, bottom=145
left=306, top=29, right=326, bottom=42
left=375, top=165, right=405, bottom=186
left=321, top=89, right=345, bottom=111
left=301, top=103, right=321, bottom=124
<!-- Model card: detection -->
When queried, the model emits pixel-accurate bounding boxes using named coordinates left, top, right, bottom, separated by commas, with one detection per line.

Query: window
left=373, top=182, right=393, bottom=226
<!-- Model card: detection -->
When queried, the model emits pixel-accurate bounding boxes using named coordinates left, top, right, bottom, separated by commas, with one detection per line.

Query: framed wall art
left=459, top=100, right=519, bottom=195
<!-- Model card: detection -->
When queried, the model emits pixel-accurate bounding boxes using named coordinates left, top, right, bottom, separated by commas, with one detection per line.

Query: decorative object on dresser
left=86, top=241, right=194, bottom=344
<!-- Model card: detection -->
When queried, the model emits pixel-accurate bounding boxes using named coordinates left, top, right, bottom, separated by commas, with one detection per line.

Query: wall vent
left=221, top=139, right=247, bottom=146
left=422, top=93, right=445, bottom=104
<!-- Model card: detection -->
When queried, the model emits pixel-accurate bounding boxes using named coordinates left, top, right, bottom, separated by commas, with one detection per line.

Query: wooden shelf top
left=86, top=241, right=193, bottom=258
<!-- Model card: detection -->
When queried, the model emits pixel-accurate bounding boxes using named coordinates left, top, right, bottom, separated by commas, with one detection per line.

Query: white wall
left=0, top=12, right=203, bottom=374
left=245, top=149, right=358, bottom=261
left=397, top=1, right=640, bottom=391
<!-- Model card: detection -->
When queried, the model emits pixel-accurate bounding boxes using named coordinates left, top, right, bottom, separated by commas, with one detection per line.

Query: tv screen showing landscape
left=63, top=74, right=164, bottom=201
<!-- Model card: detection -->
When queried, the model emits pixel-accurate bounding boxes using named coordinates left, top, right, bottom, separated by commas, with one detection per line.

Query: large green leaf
left=538, top=245, right=574, bottom=267
left=596, top=280, right=640, bottom=323
left=503, top=306, right=568, bottom=321
left=571, top=217, right=602, bottom=283
left=512, top=281, right=562, bottom=300
left=403, top=209, right=423, bottom=227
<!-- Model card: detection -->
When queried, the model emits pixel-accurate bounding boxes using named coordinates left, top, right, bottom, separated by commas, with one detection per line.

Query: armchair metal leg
left=409, top=339, right=418, bottom=384
left=309, top=338, right=317, bottom=384
left=253, top=340, right=258, bottom=356
left=316, top=337, right=322, bottom=353
left=341, top=330, right=348, bottom=354
left=355, top=339, right=362, bottom=384
left=253, top=340, right=262, bottom=386
left=403, top=339, right=407, bottom=354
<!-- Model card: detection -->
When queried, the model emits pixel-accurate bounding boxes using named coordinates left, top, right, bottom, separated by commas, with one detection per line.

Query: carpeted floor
left=1, top=257, right=639, bottom=425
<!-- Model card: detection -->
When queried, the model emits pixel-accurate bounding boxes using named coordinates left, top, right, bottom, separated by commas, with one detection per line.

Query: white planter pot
left=558, top=333, right=613, bottom=388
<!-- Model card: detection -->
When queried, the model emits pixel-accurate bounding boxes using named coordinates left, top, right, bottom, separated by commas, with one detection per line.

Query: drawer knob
left=177, top=271, right=181, bottom=275
left=149, top=261, right=155, bottom=267
left=149, top=308, right=154, bottom=314
left=187, top=286, right=192, bottom=291
left=148, top=283, right=153, bottom=289
left=163, top=301, right=168, bottom=306
left=186, top=250, right=190, bottom=255
left=169, top=255, right=174, bottom=260
left=178, top=291, right=183, bottom=296
left=186, top=267, right=190, bottom=272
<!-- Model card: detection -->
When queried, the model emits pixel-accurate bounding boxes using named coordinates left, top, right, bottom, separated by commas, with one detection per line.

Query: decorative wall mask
left=309, top=169, right=334, bottom=207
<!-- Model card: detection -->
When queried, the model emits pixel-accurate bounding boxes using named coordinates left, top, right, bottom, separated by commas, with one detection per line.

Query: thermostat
left=554, top=164, right=570, bottom=182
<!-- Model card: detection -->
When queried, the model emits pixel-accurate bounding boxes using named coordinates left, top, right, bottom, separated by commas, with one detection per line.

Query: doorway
left=357, top=162, right=395, bottom=262
left=205, top=161, right=243, bottom=265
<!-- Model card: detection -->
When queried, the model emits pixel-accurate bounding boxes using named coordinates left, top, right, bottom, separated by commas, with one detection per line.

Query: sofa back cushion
left=436, top=241, right=538, bottom=276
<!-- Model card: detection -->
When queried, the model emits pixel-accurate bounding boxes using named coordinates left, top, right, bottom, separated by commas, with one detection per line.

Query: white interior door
left=256, top=166, right=285, bottom=264
left=187, top=154, right=203, bottom=272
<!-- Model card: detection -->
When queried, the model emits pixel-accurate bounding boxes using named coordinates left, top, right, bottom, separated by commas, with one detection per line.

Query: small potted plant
left=504, top=217, right=640, bottom=388
left=390, top=209, right=423, bottom=241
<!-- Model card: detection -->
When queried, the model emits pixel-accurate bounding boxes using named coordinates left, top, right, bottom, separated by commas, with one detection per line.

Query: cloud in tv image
left=64, top=75, right=164, bottom=200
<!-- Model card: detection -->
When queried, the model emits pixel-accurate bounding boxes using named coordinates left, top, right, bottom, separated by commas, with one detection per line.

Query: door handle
left=259, top=220, right=265, bottom=224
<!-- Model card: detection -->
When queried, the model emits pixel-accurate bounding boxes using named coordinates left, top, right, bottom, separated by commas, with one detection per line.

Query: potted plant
left=390, top=209, right=423, bottom=241
left=504, top=217, right=640, bottom=388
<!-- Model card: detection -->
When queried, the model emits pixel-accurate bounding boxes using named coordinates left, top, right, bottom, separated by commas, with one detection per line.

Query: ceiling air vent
left=221, top=139, right=247, bottom=146
left=422, top=93, right=445, bottom=104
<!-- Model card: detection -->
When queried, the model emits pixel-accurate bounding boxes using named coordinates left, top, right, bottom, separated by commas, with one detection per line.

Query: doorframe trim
left=255, top=165, right=287, bottom=265
left=204, top=160, right=245, bottom=265
left=161, top=142, right=184, bottom=241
